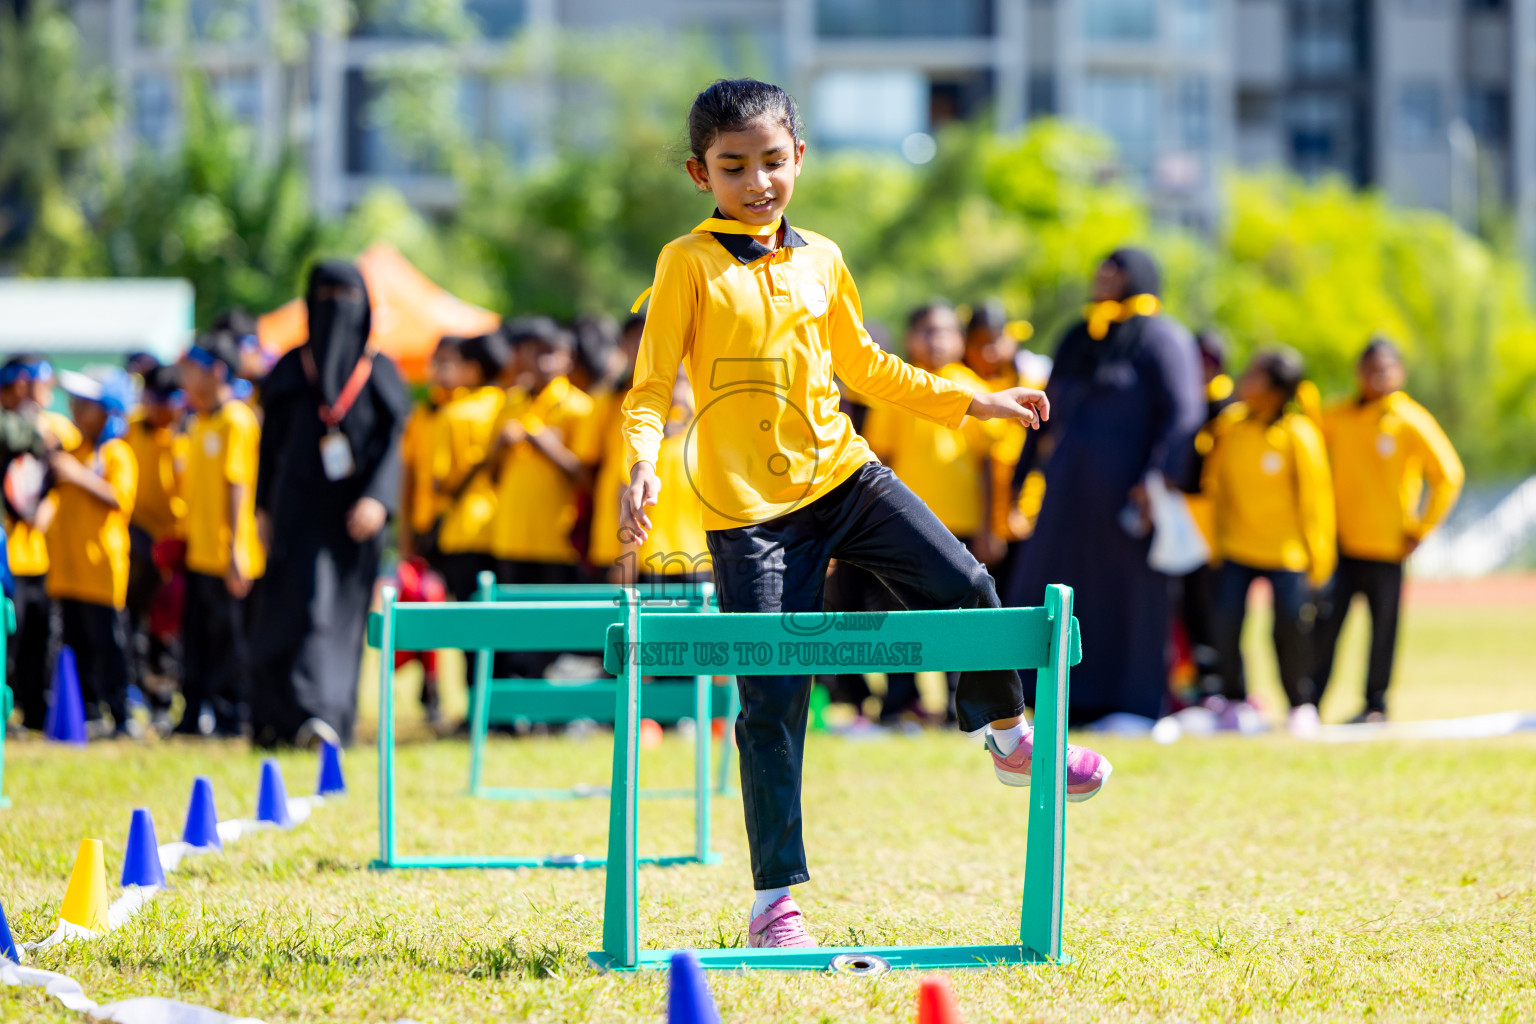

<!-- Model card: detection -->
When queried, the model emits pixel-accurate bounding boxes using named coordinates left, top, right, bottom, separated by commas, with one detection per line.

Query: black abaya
left=249, top=261, right=409, bottom=746
left=1004, top=250, right=1205, bottom=724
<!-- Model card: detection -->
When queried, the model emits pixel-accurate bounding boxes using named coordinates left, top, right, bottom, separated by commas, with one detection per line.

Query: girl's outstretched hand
left=967, top=387, right=1051, bottom=428
left=619, top=461, right=661, bottom=546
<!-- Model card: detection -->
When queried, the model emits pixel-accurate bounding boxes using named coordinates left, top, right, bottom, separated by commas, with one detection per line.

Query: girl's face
left=177, top=358, right=224, bottom=413
left=1358, top=350, right=1405, bottom=401
left=906, top=309, right=964, bottom=371
left=1237, top=364, right=1284, bottom=418
left=686, top=118, right=805, bottom=227
left=966, top=326, right=1017, bottom=378
left=69, top=396, right=108, bottom=439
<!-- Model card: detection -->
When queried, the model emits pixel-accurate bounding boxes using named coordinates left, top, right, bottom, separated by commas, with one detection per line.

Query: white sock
left=751, top=887, right=791, bottom=920
left=987, top=721, right=1028, bottom=756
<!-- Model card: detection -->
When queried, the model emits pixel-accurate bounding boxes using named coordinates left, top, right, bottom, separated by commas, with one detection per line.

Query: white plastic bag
left=1146, top=470, right=1211, bottom=575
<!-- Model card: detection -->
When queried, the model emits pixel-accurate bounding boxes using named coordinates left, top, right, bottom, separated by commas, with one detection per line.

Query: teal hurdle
left=367, top=589, right=726, bottom=871
left=0, top=598, right=12, bottom=809
left=464, top=574, right=739, bottom=802
left=590, top=584, right=1082, bottom=973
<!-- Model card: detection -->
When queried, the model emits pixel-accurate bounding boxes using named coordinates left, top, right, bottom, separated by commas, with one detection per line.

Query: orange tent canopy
left=257, top=243, right=501, bottom=382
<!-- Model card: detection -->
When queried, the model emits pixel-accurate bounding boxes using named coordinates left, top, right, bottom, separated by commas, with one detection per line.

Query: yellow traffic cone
left=59, top=839, right=109, bottom=933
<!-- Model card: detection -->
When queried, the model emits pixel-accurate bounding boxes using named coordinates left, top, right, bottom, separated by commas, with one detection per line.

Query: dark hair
left=571, top=313, right=619, bottom=379
left=502, top=315, right=563, bottom=349
left=194, top=330, right=242, bottom=376
left=1360, top=334, right=1403, bottom=366
left=459, top=332, right=510, bottom=380
left=1195, top=329, right=1227, bottom=372
left=966, top=298, right=1008, bottom=335
left=688, top=79, right=804, bottom=161
left=622, top=312, right=647, bottom=336
left=907, top=300, right=954, bottom=331
left=1249, top=347, right=1305, bottom=403
left=143, top=364, right=182, bottom=397
left=434, top=334, right=464, bottom=357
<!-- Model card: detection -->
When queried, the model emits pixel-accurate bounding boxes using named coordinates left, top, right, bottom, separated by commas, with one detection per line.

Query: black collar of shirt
left=708, top=209, right=807, bottom=265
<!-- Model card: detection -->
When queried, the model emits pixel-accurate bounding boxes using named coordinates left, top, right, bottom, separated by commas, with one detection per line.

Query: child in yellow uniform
left=47, top=369, right=138, bottom=737
left=398, top=336, right=459, bottom=563
left=123, top=364, right=186, bottom=730
left=490, top=318, right=600, bottom=587
left=177, top=333, right=265, bottom=737
left=431, top=332, right=511, bottom=692
left=1313, top=338, right=1462, bottom=722
left=0, top=357, right=80, bottom=729
left=619, top=79, right=1108, bottom=946
left=1201, top=349, right=1335, bottom=736
left=863, top=301, right=1000, bottom=722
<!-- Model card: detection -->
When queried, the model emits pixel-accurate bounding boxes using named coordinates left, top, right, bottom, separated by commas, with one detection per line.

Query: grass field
left=2, top=593, right=1534, bottom=1022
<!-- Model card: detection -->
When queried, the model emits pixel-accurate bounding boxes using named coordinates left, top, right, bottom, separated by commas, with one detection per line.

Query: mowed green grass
left=2, top=598, right=1534, bottom=1023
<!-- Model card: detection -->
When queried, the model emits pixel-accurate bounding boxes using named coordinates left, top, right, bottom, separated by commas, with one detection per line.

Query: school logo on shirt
left=801, top=281, right=828, bottom=318
left=202, top=432, right=222, bottom=457
left=1376, top=433, right=1396, bottom=457
left=1260, top=450, right=1284, bottom=476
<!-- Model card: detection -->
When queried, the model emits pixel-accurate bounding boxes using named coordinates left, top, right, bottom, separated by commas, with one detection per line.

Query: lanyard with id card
left=302, top=346, right=375, bottom=481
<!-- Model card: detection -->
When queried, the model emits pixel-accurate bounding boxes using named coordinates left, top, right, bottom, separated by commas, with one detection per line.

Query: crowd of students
left=0, top=255, right=1463, bottom=744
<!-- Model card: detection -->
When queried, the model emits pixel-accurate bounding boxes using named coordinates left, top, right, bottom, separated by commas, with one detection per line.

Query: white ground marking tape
left=2, top=795, right=323, bottom=1022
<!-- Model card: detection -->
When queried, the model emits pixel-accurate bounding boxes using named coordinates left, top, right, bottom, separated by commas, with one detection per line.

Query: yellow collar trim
left=692, top=216, right=782, bottom=238
left=1085, top=294, right=1161, bottom=340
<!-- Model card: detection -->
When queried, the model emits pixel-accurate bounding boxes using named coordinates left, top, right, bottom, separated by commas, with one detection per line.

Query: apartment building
left=60, top=0, right=1536, bottom=239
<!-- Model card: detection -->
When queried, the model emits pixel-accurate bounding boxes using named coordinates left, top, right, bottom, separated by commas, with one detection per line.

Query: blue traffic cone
left=121, top=808, right=166, bottom=888
left=256, top=759, right=293, bottom=828
left=0, top=897, right=17, bottom=961
left=667, top=950, right=721, bottom=1024
left=44, top=646, right=87, bottom=745
left=316, top=741, right=346, bottom=796
left=181, top=776, right=221, bottom=850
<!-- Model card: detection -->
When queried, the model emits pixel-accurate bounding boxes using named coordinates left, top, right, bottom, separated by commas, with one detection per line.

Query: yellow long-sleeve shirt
left=46, top=437, right=137, bottom=608
left=124, top=414, right=186, bottom=542
left=7, top=410, right=82, bottom=577
left=1321, top=391, right=1463, bottom=562
left=622, top=217, right=974, bottom=531
left=862, top=362, right=998, bottom=537
left=401, top=400, right=446, bottom=537
left=433, top=386, right=505, bottom=555
left=491, top=376, right=599, bottom=564
left=1202, top=405, right=1337, bottom=586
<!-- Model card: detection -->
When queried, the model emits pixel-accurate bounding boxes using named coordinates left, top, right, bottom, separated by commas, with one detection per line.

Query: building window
left=1173, top=0, right=1213, bottom=48
left=1083, top=0, right=1156, bottom=41
left=1288, top=92, right=1350, bottom=172
left=1463, top=86, right=1508, bottom=145
left=190, top=0, right=258, bottom=42
left=345, top=70, right=444, bottom=175
left=1396, top=80, right=1443, bottom=148
left=208, top=71, right=261, bottom=126
left=459, top=75, right=536, bottom=158
left=811, top=69, right=928, bottom=147
left=817, top=0, right=994, bottom=38
left=132, top=73, right=176, bottom=149
left=1028, top=72, right=1057, bottom=118
left=1082, top=73, right=1157, bottom=175
left=1177, top=76, right=1210, bottom=149
left=464, top=0, right=526, bottom=39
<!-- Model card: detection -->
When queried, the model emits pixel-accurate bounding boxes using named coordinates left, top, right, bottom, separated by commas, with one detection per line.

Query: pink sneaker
left=986, top=729, right=1113, bottom=802
left=748, top=896, right=818, bottom=949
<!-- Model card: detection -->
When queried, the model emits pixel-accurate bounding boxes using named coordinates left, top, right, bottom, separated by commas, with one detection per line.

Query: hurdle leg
left=693, top=668, right=711, bottom=862
left=600, top=588, right=642, bottom=967
left=376, top=588, right=399, bottom=867
left=714, top=676, right=739, bottom=796
left=1020, top=584, right=1071, bottom=961
left=0, top=598, right=10, bottom=808
left=467, top=571, right=497, bottom=796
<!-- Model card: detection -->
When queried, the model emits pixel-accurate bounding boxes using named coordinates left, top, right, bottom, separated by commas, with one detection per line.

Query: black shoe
left=1347, top=709, right=1387, bottom=725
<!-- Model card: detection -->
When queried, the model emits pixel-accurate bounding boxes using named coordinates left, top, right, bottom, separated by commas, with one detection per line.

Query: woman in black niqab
left=249, top=260, right=410, bottom=748
left=1004, top=248, right=1205, bottom=725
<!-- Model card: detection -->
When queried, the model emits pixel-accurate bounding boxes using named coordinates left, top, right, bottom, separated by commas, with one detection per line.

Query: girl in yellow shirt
left=1202, top=348, right=1335, bottom=737
left=617, top=79, right=1110, bottom=949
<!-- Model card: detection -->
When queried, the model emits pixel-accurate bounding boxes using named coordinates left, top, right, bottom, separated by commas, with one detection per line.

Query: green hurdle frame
left=589, top=584, right=1082, bottom=972
left=464, top=574, right=739, bottom=801
left=368, top=590, right=724, bottom=871
left=0, top=598, right=12, bottom=809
